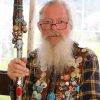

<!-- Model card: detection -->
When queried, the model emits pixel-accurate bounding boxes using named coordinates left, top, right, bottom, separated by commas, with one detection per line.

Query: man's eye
left=43, top=21, right=51, bottom=24
left=58, top=20, right=65, bottom=23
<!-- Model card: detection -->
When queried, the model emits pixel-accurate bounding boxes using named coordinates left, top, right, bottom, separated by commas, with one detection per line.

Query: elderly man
left=8, top=0, right=100, bottom=100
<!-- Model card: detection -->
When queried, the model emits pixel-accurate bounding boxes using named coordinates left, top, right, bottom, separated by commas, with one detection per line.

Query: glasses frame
left=38, top=18, right=69, bottom=30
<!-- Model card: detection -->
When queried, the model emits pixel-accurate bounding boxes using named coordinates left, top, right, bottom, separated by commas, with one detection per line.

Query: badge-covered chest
left=30, top=56, right=83, bottom=100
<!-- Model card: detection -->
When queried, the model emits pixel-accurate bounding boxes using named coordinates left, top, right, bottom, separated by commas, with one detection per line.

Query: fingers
left=21, top=57, right=27, bottom=63
left=7, top=57, right=29, bottom=80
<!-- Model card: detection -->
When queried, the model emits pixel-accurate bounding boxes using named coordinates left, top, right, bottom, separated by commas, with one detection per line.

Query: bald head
left=39, top=0, right=73, bottom=29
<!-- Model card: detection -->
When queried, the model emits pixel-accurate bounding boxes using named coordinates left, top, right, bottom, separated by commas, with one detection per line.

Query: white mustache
left=47, top=31, right=61, bottom=37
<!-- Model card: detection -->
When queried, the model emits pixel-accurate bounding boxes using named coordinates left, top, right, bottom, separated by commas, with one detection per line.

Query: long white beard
left=38, top=37, right=74, bottom=73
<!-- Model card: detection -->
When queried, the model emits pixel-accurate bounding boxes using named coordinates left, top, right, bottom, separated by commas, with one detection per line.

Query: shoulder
left=73, top=42, right=99, bottom=69
left=73, top=42, right=98, bottom=61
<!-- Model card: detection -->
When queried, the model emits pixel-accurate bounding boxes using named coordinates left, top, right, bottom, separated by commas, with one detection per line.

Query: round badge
left=36, top=93, right=42, bottom=100
left=72, top=81, right=77, bottom=86
left=65, top=91, right=70, bottom=96
left=72, top=87, right=76, bottom=92
left=40, top=77, right=46, bottom=82
left=47, top=92, right=55, bottom=100
left=65, top=81, right=69, bottom=86
left=32, top=91, right=38, bottom=97
left=59, top=87, right=63, bottom=91
left=76, top=85, right=80, bottom=92
left=76, top=56, right=83, bottom=63
left=36, top=80, right=41, bottom=86
left=40, top=66, right=47, bottom=72
left=63, top=75, right=70, bottom=81
left=81, top=48, right=87, bottom=52
left=60, top=82, right=65, bottom=87
left=71, top=72, right=77, bottom=78
left=71, top=77, right=75, bottom=82
left=37, top=86, right=43, bottom=93
left=74, top=63, right=79, bottom=68
left=41, top=82, right=47, bottom=88
left=74, top=68, right=80, bottom=73
left=41, top=72, right=46, bottom=78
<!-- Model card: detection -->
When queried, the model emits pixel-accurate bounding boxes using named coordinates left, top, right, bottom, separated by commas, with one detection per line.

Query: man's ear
left=37, top=22, right=41, bottom=31
left=68, top=22, right=73, bottom=33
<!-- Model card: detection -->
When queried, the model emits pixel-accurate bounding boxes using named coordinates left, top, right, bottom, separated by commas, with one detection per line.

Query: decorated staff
left=12, top=0, right=27, bottom=99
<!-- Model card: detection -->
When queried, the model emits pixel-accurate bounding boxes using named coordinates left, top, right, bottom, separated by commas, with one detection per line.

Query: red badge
left=16, top=87, right=22, bottom=96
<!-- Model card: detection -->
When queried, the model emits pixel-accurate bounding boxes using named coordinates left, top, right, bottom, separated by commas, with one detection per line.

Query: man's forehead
left=40, top=4, right=69, bottom=19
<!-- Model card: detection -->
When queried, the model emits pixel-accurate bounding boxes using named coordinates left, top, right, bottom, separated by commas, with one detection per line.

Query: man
left=8, top=0, right=100, bottom=100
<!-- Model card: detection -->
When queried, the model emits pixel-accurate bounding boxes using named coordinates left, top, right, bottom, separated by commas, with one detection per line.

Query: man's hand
left=7, top=57, right=29, bottom=80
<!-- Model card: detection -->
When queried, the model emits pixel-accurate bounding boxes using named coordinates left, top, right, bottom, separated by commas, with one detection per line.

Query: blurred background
left=0, top=0, right=100, bottom=99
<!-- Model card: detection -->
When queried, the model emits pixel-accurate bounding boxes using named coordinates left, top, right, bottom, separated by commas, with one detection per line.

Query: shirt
left=9, top=42, right=100, bottom=100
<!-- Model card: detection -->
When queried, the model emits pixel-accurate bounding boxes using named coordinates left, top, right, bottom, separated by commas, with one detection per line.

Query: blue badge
left=46, top=92, right=55, bottom=100
left=76, top=85, right=80, bottom=92
left=36, top=86, right=43, bottom=93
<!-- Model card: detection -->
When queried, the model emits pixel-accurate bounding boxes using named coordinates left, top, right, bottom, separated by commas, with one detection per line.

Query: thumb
left=21, top=57, right=27, bottom=63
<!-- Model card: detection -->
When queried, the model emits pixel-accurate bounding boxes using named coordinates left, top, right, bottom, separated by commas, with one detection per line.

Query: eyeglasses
left=38, top=18, right=68, bottom=30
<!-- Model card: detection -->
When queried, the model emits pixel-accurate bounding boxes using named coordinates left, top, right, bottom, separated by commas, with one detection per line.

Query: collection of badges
left=32, top=67, right=48, bottom=99
left=30, top=48, right=86, bottom=100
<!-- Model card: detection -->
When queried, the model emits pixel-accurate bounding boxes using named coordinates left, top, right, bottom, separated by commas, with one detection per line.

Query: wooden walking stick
left=12, top=0, right=27, bottom=99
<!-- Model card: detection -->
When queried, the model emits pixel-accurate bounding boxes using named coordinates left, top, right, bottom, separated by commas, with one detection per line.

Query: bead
left=23, top=26, right=27, bottom=33
left=12, top=38, right=17, bottom=43
left=13, top=25, right=19, bottom=31
left=23, top=21, right=27, bottom=26
left=36, top=86, right=43, bottom=93
left=17, top=80, right=21, bottom=85
left=77, top=94, right=80, bottom=98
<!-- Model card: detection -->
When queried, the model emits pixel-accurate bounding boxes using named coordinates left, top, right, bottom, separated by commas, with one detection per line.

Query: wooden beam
left=27, top=0, right=36, bottom=54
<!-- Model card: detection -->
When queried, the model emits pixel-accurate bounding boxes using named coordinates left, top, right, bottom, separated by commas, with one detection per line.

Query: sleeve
left=9, top=50, right=38, bottom=100
left=81, top=49, right=100, bottom=100
left=9, top=80, right=16, bottom=100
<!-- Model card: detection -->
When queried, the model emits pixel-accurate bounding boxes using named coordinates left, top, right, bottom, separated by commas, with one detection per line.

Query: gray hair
left=39, top=0, right=73, bottom=30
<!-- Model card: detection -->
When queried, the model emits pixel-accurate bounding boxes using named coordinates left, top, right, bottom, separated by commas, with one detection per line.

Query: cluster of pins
left=12, top=17, right=27, bottom=47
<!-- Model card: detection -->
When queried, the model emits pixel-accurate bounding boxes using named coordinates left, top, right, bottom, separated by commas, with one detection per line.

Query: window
left=34, top=0, right=100, bottom=64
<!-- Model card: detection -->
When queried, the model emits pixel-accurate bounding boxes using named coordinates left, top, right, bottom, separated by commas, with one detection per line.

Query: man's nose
left=51, top=24, right=57, bottom=30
